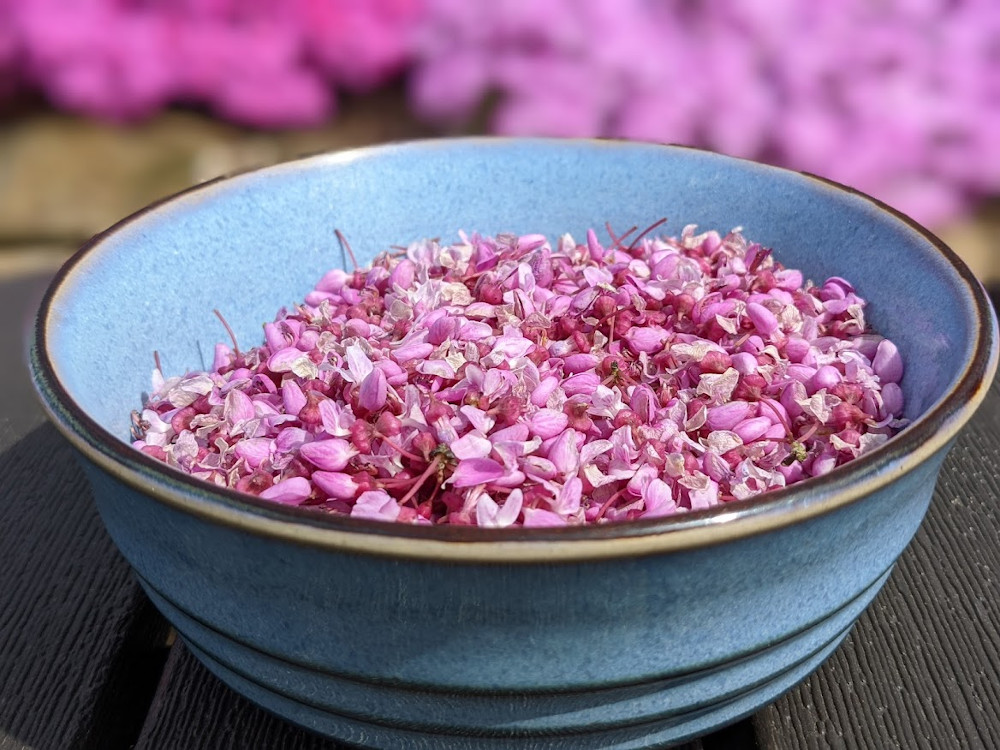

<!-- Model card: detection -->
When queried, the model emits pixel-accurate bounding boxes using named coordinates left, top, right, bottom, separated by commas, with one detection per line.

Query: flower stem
left=378, top=434, right=425, bottom=464
left=399, top=456, right=442, bottom=507
left=594, top=487, right=628, bottom=521
left=213, top=309, right=241, bottom=357
left=627, top=217, right=668, bottom=251
left=335, top=228, right=359, bottom=271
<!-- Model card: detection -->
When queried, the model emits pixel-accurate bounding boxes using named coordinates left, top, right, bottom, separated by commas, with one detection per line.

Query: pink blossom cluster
left=132, top=225, right=905, bottom=527
left=2, top=0, right=420, bottom=125
left=411, top=0, right=1000, bottom=226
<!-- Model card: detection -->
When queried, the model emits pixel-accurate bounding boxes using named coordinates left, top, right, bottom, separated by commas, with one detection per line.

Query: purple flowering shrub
left=1, top=1, right=997, bottom=224
left=411, top=0, right=1000, bottom=226
left=132, top=226, right=906, bottom=527
left=4, top=0, right=421, bottom=125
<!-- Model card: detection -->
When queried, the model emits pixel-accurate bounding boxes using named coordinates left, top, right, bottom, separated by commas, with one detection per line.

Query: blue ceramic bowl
left=30, top=139, right=997, bottom=748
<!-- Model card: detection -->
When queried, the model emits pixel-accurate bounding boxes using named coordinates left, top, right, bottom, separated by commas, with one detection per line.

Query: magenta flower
left=410, top=0, right=1000, bottom=226
left=3, top=0, right=421, bottom=126
left=133, top=223, right=906, bottom=527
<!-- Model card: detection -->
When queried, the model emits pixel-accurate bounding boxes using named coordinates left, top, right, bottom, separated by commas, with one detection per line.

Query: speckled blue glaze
left=30, top=139, right=998, bottom=749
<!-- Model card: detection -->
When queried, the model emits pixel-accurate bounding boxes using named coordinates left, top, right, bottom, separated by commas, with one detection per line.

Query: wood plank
left=754, top=373, right=1000, bottom=749
left=0, top=277, right=171, bottom=750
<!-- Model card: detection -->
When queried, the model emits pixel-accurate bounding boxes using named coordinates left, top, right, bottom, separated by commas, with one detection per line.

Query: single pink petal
left=784, top=336, right=811, bottom=362
left=312, top=471, right=358, bottom=499
left=811, top=450, right=838, bottom=476
left=733, top=417, right=772, bottom=443
left=563, top=353, right=600, bottom=374
left=624, top=326, right=670, bottom=354
left=359, top=368, right=388, bottom=411
left=350, top=490, right=400, bottom=521
left=260, top=476, right=311, bottom=505
left=706, top=401, right=750, bottom=431
left=547, top=429, right=580, bottom=477
left=345, top=344, right=374, bottom=382
left=528, top=409, right=569, bottom=439
left=388, top=259, right=415, bottom=290
left=642, top=478, right=677, bottom=518
left=811, top=365, right=842, bottom=391
left=562, top=372, right=599, bottom=397
left=392, top=341, right=434, bottom=364
left=319, top=399, right=353, bottom=437
left=731, top=352, right=758, bottom=375
left=459, top=405, right=496, bottom=433
left=519, top=234, right=547, bottom=252
left=234, top=437, right=272, bottom=468
left=450, top=432, right=493, bottom=460
left=629, top=385, right=657, bottom=423
left=551, top=477, right=582, bottom=515
left=491, top=424, right=530, bottom=443
left=746, top=302, right=779, bottom=335
left=521, top=507, right=568, bottom=527
left=579, top=439, right=613, bottom=465
left=458, top=320, right=493, bottom=340
left=586, top=228, right=604, bottom=260
left=880, top=382, right=904, bottom=418
left=531, top=375, right=560, bottom=407
left=872, top=340, right=903, bottom=383
left=788, top=364, right=818, bottom=384
left=268, top=347, right=311, bottom=373
left=523, top=456, right=557, bottom=480
left=496, top=489, right=523, bottom=526
left=212, top=343, right=233, bottom=372
left=299, top=438, right=356, bottom=471
left=316, top=268, right=350, bottom=293
left=627, top=464, right=658, bottom=496
left=428, top=315, right=459, bottom=345
left=474, top=493, right=500, bottom=527
left=688, top=478, right=720, bottom=510
left=490, top=470, right=526, bottom=488
left=450, top=457, right=506, bottom=488
left=418, top=359, right=457, bottom=378
left=281, top=379, right=307, bottom=416
left=493, top=334, right=533, bottom=359
left=264, top=322, right=289, bottom=352
left=344, top=318, right=371, bottom=338
left=275, top=427, right=309, bottom=453
left=224, top=388, right=255, bottom=424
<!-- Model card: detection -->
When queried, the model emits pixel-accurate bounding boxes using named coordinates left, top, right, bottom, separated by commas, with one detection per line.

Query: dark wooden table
left=3, top=272, right=999, bottom=750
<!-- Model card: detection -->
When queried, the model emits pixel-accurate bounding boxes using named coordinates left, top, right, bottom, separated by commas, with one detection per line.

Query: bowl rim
left=30, top=137, right=999, bottom=562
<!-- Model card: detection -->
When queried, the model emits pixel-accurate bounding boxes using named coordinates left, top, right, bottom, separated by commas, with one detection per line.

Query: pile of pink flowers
left=1, top=1, right=998, bottom=225
left=132, top=225, right=906, bottom=527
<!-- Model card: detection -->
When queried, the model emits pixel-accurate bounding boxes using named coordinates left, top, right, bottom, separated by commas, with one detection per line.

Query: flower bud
left=529, top=409, right=569, bottom=439
left=593, top=294, right=617, bottom=319
left=300, top=438, right=356, bottom=471
left=873, top=340, right=903, bottom=383
left=312, top=471, right=358, bottom=499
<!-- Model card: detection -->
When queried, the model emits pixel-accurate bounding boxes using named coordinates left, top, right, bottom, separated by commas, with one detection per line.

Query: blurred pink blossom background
left=1, top=0, right=998, bottom=226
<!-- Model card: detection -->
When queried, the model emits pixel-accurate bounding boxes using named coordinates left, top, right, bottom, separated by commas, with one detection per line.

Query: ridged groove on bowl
left=187, top=633, right=850, bottom=750
left=141, top=564, right=890, bottom=735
